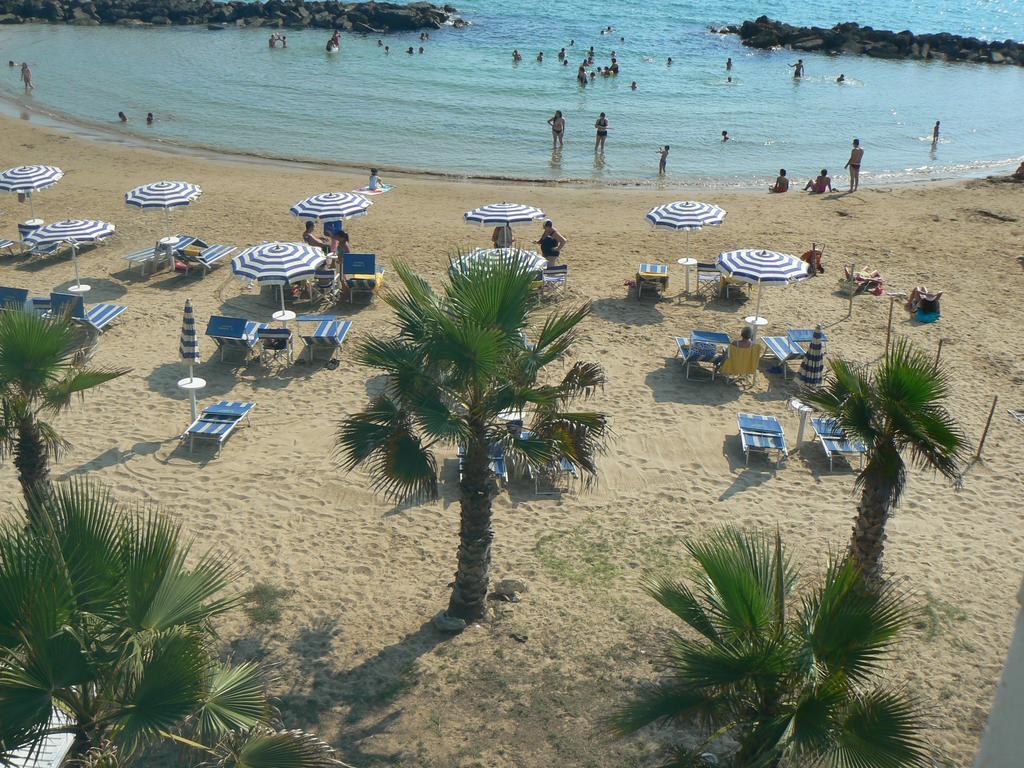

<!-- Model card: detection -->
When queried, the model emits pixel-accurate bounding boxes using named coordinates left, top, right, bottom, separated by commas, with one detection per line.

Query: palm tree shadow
left=718, top=434, right=780, bottom=499
left=56, top=440, right=167, bottom=479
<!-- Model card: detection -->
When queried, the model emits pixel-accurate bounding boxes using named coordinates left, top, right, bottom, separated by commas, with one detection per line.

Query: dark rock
left=0, top=12, right=22, bottom=22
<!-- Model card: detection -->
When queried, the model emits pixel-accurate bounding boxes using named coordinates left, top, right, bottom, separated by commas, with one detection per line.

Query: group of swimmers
left=268, top=33, right=288, bottom=48
left=117, top=112, right=155, bottom=125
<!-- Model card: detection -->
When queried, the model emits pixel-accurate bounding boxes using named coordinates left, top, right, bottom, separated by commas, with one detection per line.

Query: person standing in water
left=790, top=58, right=804, bottom=78
left=845, top=138, right=864, bottom=191
left=726, top=57, right=732, bottom=70
left=932, top=120, right=940, bottom=145
left=547, top=110, right=565, bottom=150
left=146, top=112, right=154, bottom=125
left=594, top=112, right=609, bottom=153
left=20, top=62, right=33, bottom=91
left=658, top=145, right=670, bottom=175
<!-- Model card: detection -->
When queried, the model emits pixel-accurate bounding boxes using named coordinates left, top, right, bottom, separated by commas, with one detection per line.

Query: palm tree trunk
left=446, top=441, right=498, bottom=622
left=14, top=414, right=52, bottom=521
left=850, top=482, right=891, bottom=589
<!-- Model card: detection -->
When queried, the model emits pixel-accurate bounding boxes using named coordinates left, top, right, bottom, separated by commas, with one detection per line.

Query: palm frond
left=191, top=663, right=270, bottom=745
left=40, top=367, right=130, bottom=415
left=643, top=577, right=720, bottom=641
left=445, top=253, right=538, bottom=335
left=829, top=688, right=931, bottom=768
left=555, top=361, right=607, bottom=402
left=202, top=727, right=339, bottom=768
left=610, top=680, right=719, bottom=736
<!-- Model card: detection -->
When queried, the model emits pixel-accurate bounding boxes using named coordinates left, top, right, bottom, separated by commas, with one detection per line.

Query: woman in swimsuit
left=595, top=112, right=609, bottom=153
left=535, top=220, right=567, bottom=264
left=547, top=111, right=565, bottom=150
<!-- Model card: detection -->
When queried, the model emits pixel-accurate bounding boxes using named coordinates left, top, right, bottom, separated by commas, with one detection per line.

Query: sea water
left=1, top=0, right=1022, bottom=186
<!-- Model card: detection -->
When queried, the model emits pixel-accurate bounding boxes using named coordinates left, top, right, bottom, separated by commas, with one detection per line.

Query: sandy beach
left=1, top=112, right=1022, bottom=767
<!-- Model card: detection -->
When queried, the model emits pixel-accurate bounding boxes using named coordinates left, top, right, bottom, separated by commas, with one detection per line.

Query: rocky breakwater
left=720, top=16, right=1023, bottom=66
left=0, top=0, right=463, bottom=32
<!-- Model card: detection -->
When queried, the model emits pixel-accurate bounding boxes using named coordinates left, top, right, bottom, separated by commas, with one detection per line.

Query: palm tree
left=336, top=257, right=608, bottom=624
left=614, top=527, right=930, bottom=768
left=0, top=480, right=336, bottom=768
left=0, top=309, right=128, bottom=507
left=802, top=337, right=968, bottom=588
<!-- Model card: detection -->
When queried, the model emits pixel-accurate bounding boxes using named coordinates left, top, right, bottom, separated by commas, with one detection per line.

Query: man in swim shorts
left=845, top=138, right=864, bottom=191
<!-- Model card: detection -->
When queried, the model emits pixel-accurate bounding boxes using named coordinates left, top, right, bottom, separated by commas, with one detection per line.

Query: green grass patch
left=914, top=590, right=968, bottom=641
left=243, top=581, right=293, bottom=625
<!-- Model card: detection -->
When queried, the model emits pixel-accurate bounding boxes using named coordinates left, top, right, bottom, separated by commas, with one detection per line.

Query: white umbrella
left=25, top=219, right=116, bottom=294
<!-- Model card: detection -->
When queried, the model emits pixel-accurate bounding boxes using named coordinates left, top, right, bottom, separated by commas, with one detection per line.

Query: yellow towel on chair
left=719, top=342, right=763, bottom=378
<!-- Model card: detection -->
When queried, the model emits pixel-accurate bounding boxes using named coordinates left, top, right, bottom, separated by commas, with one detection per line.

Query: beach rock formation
left=0, top=0, right=458, bottom=32
left=718, top=16, right=1024, bottom=66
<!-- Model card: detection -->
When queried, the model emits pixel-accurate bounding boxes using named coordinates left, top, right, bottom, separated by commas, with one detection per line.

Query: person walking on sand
left=789, top=58, right=804, bottom=78
left=594, top=112, right=609, bottom=153
left=845, top=138, right=864, bottom=191
left=547, top=110, right=565, bottom=150
left=20, top=62, right=33, bottom=91
left=658, top=145, right=670, bottom=175
left=932, top=120, right=940, bottom=145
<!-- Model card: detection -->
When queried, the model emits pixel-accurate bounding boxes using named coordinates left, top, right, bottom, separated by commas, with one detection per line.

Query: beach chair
left=121, top=243, right=162, bottom=274
left=257, top=326, right=293, bottom=365
left=30, top=297, right=51, bottom=315
left=457, top=442, right=509, bottom=484
left=0, top=287, right=29, bottom=311
left=179, top=243, right=236, bottom=276
left=298, top=315, right=351, bottom=362
left=27, top=241, right=66, bottom=258
left=810, top=417, right=866, bottom=471
left=309, top=269, right=342, bottom=302
left=528, top=456, right=578, bottom=495
left=0, top=239, right=18, bottom=256
left=693, top=262, right=721, bottom=300
left=539, top=264, right=568, bottom=296
left=49, top=292, right=126, bottom=333
left=675, top=330, right=730, bottom=380
left=737, top=413, right=788, bottom=465
left=205, top=315, right=264, bottom=363
left=636, top=263, right=669, bottom=299
left=182, top=400, right=255, bottom=455
left=342, top=253, right=384, bottom=303
left=762, top=335, right=805, bottom=378
left=717, top=341, right=764, bottom=386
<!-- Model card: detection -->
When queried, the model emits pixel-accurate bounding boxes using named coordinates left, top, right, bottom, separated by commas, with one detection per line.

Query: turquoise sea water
left=1, top=0, right=1022, bottom=186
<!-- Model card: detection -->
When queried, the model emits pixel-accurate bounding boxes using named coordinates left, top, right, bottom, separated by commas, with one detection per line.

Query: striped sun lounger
left=761, top=335, right=805, bottom=378
left=0, top=239, right=18, bottom=256
left=676, top=330, right=731, bottom=380
left=737, top=412, right=788, bottom=465
left=49, top=292, right=126, bottom=333
left=811, top=418, right=866, bottom=471
left=182, top=400, right=255, bottom=455
left=298, top=315, right=352, bottom=362
left=180, top=243, right=236, bottom=275
left=636, top=262, right=669, bottom=299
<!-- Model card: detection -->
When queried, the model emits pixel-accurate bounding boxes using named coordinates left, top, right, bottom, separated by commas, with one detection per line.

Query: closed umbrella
left=179, top=298, right=203, bottom=420
left=231, top=242, right=325, bottom=318
left=25, top=219, right=116, bottom=294
left=797, top=325, right=825, bottom=388
left=125, top=180, right=202, bottom=235
left=0, top=164, right=63, bottom=220
left=716, top=249, right=810, bottom=337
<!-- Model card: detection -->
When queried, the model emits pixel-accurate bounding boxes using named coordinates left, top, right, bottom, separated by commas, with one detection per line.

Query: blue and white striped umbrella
left=451, top=248, right=547, bottom=276
left=464, top=202, right=545, bottom=226
left=125, top=180, right=202, bottom=210
left=645, top=201, right=726, bottom=231
left=232, top=242, right=325, bottom=284
left=0, top=165, right=64, bottom=219
left=180, top=298, right=199, bottom=366
left=717, top=249, right=810, bottom=335
left=25, top=219, right=116, bottom=246
left=290, top=192, right=371, bottom=221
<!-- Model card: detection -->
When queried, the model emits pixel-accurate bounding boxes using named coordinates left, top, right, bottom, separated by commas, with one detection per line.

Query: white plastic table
left=159, top=236, right=181, bottom=271
left=789, top=398, right=813, bottom=445
left=178, top=376, right=207, bottom=422
left=676, top=257, right=697, bottom=296
left=272, top=310, right=297, bottom=324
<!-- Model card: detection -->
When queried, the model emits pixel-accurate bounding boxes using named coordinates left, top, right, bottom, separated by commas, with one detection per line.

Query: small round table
left=676, top=258, right=697, bottom=297
left=177, top=376, right=207, bottom=422
left=159, top=236, right=181, bottom=270
left=789, top=398, right=813, bottom=445
left=66, top=283, right=91, bottom=294
left=744, top=315, right=768, bottom=339
left=272, top=310, right=296, bottom=324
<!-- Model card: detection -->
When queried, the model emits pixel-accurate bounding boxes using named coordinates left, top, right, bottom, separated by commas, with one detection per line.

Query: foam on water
left=0, top=0, right=1022, bottom=185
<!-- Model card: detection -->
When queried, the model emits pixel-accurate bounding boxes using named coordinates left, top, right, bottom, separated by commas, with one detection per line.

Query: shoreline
left=1, top=91, right=1017, bottom=193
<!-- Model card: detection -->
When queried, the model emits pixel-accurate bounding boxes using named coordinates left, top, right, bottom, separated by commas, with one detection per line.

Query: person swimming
left=837, top=73, right=845, bottom=83
left=577, top=65, right=588, bottom=85
left=558, top=48, right=566, bottom=60
left=146, top=112, right=154, bottom=125
left=512, top=49, right=523, bottom=62
left=667, top=57, right=673, bottom=65
left=118, top=111, right=127, bottom=122
left=721, top=130, right=730, bottom=141
left=630, top=80, right=637, bottom=90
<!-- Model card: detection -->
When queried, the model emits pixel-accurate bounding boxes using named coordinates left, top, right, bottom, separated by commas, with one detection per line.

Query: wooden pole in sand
left=975, top=395, right=998, bottom=461
left=885, top=297, right=895, bottom=355
left=934, top=338, right=945, bottom=368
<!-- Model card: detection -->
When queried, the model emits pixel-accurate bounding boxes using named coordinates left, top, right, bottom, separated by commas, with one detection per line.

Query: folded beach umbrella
left=451, top=247, right=547, bottom=275
left=717, top=249, right=809, bottom=336
left=25, top=219, right=116, bottom=294
left=232, top=242, right=325, bottom=315
left=645, top=200, right=726, bottom=231
left=290, top=192, right=371, bottom=221
left=797, top=325, right=826, bottom=388
left=179, top=298, right=202, bottom=419
left=464, top=202, right=545, bottom=226
left=125, top=180, right=202, bottom=234
left=0, top=165, right=64, bottom=219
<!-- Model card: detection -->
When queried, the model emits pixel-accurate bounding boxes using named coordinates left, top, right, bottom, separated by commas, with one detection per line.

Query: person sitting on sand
left=1012, top=161, right=1024, bottom=180
left=769, top=169, right=789, bottom=192
left=801, top=242, right=825, bottom=274
left=492, top=224, right=514, bottom=248
left=804, top=169, right=833, bottom=194
left=303, top=220, right=332, bottom=254
left=368, top=168, right=385, bottom=191
left=905, top=286, right=942, bottom=314
left=535, top=220, right=567, bottom=263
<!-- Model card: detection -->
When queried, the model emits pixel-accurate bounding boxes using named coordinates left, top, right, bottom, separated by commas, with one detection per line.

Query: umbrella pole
left=71, top=243, right=81, bottom=288
left=280, top=285, right=287, bottom=314
left=749, top=284, right=764, bottom=339
left=165, top=207, right=171, bottom=238
left=29, top=193, right=35, bottom=221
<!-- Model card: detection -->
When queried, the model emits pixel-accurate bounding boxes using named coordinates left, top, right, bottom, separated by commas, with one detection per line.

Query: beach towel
left=353, top=184, right=393, bottom=196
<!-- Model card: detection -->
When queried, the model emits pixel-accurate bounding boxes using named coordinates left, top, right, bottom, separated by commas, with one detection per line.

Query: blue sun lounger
left=49, top=292, right=126, bottom=333
left=179, top=242, right=236, bottom=276
left=0, top=286, right=29, bottom=311
left=761, top=336, right=804, bottom=379
left=457, top=442, right=509, bottom=484
left=0, top=239, right=18, bottom=256
left=205, top=315, right=265, bottom=363
left=675, top=330, right=731, bottom=380
left=342, top=253, right=384, bottom=303
left=811, top=418, right=866, bottom=471
left=737, top=413, right=788, bottom=465
left=182, top=400, right=255, bottom=455
left=297, top=315, right=352, bottom=362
